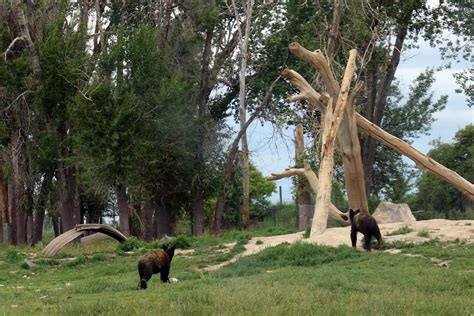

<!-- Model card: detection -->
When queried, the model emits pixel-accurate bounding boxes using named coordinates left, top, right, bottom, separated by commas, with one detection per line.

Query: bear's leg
left=160, top=265, right=170, bottom=283
left=373, top=226, right=384, bottom=249
left=351, top=227, right=358, bottom=248
left=138, top=261, right=153, bottom=290
left=363, top=233, right=372, bottom=252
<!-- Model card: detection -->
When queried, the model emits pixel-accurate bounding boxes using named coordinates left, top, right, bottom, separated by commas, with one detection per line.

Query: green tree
left=415, top=124, right=473, bottom=213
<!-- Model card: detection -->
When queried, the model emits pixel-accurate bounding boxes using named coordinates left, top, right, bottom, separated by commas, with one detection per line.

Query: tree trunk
left=311, top=49, right=357, bottom=237
left=115, top=185, right=130, bottom=236
left=9, top=130, right=28, bottom=245
left=288, top=42, right=369, bottom=212
left=33, top=207, right=45, bottom=245
left=233, top=0, right=254, bottom=231
left=155, top=199, right=173, bottom=239
left=295, top=125, right=313, bottom=230
left=362, top=23, right=408, bottom=194
left=141, top=197, right=154, bottom=241
left=0, top=166, right=8, bottom=243
left=212, top=195, right=226, bottom=235
left=12, top=0, right=41, bottom=78
left=193, top=191, right=205, bottom=236
left=57, top=162, right=81, bottom=232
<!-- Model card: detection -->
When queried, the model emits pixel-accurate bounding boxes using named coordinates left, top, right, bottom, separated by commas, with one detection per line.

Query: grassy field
left=0, top=230, right=473, bottom=316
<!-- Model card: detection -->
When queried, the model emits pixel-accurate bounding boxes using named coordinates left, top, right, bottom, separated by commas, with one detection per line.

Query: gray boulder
left=372, top=202, right=416, bottom=224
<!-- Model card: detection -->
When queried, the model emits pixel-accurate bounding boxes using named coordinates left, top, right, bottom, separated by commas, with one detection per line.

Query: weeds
left=417, top=230, right=430, bottom=238
left=386, top=225, right=414, bottom=236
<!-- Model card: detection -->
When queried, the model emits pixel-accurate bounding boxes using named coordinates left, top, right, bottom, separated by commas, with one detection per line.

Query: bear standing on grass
left=137, top=244, right=176, bottom=289
left=349, top=208, right=384, bottom=251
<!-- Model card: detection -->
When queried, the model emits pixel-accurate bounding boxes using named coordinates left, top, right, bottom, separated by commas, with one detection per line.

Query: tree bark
left=295, top=125, right=313, bottom=230
left=193, top=191, right=205, bottom=236
left=141, top=197, right=154, bottom=241
left=326, top=0, right=342, bottom=62
left=311, top=49, right=357, bottom=236
left=0, top=166, right=8, bottom=243
left=232, top=0, right=254, bottom=231
left=57, top=160, right=81, bottom=232
left=11, top=0, right=41, bottom=78
left=115, top=185, right=130, bottom=236
left=155, top=199, right=173, bottom=239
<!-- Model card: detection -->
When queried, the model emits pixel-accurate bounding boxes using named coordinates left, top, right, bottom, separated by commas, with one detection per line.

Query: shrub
left=3, top=248, right=24, bottom=264
left=116, top=236, right=145, bottom=253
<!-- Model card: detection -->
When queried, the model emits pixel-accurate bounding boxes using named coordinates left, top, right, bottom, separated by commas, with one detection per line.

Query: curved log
left=40, top=224, right=128, bottom=257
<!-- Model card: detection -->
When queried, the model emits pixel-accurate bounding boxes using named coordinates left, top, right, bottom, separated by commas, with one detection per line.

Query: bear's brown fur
left=349, top=208, right=383, bottom=251
left=137, top=244, right=175, bottom=289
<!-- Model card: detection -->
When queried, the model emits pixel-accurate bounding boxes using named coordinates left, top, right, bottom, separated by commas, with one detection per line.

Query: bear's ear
left=162, top=244, right=168, bottom=251
left=354, top=209, right=360, bottom=214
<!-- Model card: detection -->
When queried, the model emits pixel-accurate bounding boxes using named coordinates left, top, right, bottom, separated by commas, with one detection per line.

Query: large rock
left=372, top=202, right=416, bottom=224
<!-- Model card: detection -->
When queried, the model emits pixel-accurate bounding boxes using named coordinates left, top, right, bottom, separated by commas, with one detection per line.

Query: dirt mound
left=202, top=219, right=474, bottom=271
left=311, top=219, right=474, bottom=247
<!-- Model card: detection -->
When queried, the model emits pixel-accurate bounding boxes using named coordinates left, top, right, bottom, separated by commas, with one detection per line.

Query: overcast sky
left=245, top=40, right=473, bottom=203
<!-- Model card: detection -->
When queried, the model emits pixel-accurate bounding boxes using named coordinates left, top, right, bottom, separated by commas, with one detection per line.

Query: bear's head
left=349, top=208, right=360, bottom=222
left=162, top=244, right=176, bottom=262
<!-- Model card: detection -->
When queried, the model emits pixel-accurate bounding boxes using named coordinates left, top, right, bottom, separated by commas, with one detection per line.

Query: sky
left=244, top=40, right=473, bottom=203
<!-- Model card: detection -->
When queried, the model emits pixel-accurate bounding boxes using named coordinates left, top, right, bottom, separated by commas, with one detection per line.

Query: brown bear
left=349, top=208, right=383, bottom=251
left=137, top=244, right=176, bottom=289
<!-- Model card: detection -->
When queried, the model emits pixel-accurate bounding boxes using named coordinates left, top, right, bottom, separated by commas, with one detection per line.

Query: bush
left=116, top=237, right=145, bottom=253
left=172, top=235, right=192, bottom=249
left=3, top=248, right=24, bottom=264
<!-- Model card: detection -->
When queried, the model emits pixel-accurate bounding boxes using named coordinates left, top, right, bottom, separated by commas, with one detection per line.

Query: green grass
left=386, top=225, right=414, bottom=236
left=0, top=235, right=473, bottom=315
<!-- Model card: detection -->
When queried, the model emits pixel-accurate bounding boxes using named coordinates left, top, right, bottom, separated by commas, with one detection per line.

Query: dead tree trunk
left=282, top=43, right=474, bottom=202
left=311, top=49, right=357, bottom=236
left=295, top=125, right=313, bottom=230
left=288, top=42, right=369, bottom=212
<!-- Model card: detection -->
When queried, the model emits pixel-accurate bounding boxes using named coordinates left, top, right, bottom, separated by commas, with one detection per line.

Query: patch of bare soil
left=202, top=219, right=474, bottom=271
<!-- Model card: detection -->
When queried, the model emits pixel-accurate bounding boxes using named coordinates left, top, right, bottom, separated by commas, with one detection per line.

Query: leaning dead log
left=282, top=56, right=474, bottom=201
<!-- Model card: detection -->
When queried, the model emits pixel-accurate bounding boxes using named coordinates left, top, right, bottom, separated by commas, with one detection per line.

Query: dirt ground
left=202, top=219, right=474, bottom=271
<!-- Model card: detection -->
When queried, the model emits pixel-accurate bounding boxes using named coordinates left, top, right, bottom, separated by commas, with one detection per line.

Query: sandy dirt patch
left=202, top=219, right=474, bottom=271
